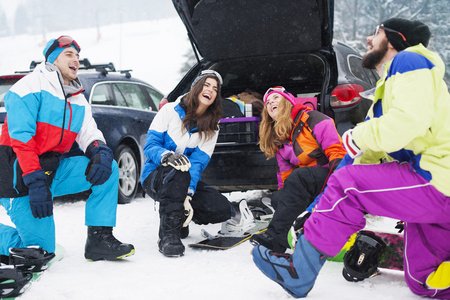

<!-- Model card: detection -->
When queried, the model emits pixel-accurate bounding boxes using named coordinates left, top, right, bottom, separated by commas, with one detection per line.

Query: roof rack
left=27, top=59, right=132, bottom=77
left=120, top=70, right=132, bottom=78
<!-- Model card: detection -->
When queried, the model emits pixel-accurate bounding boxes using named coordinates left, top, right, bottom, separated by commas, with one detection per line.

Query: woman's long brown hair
left=182, top=76, right=223, bottom=140
left=259, top=97, right=294, bottom=158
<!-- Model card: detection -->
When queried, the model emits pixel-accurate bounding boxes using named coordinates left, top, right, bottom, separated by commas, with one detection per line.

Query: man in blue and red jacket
left=0, top=36, right=134, bottom=263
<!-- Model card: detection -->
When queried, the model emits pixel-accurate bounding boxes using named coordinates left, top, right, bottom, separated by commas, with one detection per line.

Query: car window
left=364, top=69, right=379, bottom=85
left=0, top=91, right=8, bottom=107
left=112, top=84, right=128, bottom=107
left=112, top=83, right=152, bottom=110
left=0, top=78, right=21, bottom=107
left=91, top=83, right=115, bottom=105
left=144, top=86, right=163, bottom=111
left=347, top=55, right=369, bottom=83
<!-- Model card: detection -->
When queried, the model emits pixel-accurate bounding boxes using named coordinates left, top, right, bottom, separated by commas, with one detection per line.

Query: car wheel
left=115, top=144, right=138, bottom=204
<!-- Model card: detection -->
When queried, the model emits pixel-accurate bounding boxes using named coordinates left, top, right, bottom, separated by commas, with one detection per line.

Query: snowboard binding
left=221, top=198, right=274, bottom=236
left=342, top=231, right=386, bottom=282
left=9, top=246, right=56, bottom=272
left=0, top=265, right=33, bottom=298
left=223, top=200, right=256, bottom=234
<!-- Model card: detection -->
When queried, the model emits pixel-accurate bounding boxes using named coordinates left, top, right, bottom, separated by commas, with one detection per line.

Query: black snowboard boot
left=159, top=211, right=185, bottom=257
left=85, top=226, right=135, bottom=261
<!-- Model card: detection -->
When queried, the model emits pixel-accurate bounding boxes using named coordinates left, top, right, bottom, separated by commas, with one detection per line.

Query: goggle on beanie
left=43, top=37, right=80, bottom=64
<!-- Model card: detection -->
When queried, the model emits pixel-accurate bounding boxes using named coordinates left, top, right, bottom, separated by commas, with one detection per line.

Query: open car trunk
left=171, top=0, right=338, bottom=192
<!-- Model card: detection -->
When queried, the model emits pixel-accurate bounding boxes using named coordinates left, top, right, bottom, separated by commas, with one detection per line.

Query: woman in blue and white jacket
left=141, top=70, right=234, bottom=257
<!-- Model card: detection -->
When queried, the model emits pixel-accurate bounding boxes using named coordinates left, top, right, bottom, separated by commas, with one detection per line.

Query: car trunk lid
left=172, top=0, right=334, bottom=61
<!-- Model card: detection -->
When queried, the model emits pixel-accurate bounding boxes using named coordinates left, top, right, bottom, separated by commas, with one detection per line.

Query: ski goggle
left=199, top=70, right=223, bottom=85
left=45, top=35, right=81, bottom=60
left=263, top=86, right=286, bottom=104
left=372, top=25, right=407, bottom=42
left=191, top=69, right=223, bottom=89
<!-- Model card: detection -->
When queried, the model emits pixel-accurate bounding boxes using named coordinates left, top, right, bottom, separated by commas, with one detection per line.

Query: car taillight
left=330, top=84, right=364, bottom=108
left=159, top=98, right=169, bottom=110
left=0, top=75, right=25, bottom=80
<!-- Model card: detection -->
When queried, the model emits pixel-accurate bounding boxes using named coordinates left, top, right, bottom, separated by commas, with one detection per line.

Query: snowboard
left=188, top=228, right=268, bottom=250
left=189, top=198, right=273, bottom=251
left=4, top=244, right=66, bottom=299
left=329, top=230, right=404, bottom=271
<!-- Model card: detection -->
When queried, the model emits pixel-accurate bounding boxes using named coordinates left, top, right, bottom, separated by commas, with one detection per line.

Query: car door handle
left=133, top=117, right=143, bottom=123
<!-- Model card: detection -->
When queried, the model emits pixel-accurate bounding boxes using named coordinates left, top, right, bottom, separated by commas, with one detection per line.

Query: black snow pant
left=142, top=165, right=233, bottom=225
left=269, top=167, right=330, bottom=248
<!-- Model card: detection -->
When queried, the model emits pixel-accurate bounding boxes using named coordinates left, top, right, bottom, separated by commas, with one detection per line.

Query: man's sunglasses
left=373, top=25, right=407, bottom=42
left=45, top=35, right=81, bottom=60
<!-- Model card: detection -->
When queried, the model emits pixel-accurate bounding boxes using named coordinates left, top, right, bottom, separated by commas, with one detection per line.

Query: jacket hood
left=291, top=103, right=311, bottom=120
left=42, top=62, right=84, bottom=97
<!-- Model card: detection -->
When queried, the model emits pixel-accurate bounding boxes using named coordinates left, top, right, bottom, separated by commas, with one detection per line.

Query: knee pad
left=342, top=231, right=386, bottom=282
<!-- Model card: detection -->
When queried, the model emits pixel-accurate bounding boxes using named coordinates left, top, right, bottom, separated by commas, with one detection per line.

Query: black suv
left=167, top=0, right=379, bottom=192
left=0, top=59, right=163, bottom=203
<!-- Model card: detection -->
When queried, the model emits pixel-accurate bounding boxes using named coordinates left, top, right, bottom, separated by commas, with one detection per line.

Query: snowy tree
left=180, top=46, right=197, bottom=75
left=0, top=10, right=9, bottom=37
left=12, top=5, right=30, bottom=36
left=334, top=0, right=450, bottom=87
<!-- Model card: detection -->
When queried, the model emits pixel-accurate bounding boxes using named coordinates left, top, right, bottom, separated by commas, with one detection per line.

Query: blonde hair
left=258, top=97, right=294, bottom=158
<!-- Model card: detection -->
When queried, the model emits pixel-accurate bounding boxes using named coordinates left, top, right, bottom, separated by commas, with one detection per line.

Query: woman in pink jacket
left=250, top=86, right=346, bottom=252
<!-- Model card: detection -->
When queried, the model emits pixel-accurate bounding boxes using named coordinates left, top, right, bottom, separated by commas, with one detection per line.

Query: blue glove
left=85, top=145, right=113, bottom=185
left=23, top=170, right=53, bottom=219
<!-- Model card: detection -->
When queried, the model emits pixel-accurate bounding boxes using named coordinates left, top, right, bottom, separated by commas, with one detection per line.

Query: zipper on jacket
left=56, top=79, right=68, bottom=148
left=13, top=159, right=20, bottom=194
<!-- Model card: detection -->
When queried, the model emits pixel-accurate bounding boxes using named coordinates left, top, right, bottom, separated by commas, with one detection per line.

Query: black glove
left=161, top=152, right=191, bottom=172
left=288, top=211, right=311, bottom=250
left=85, top=145, right=113, bottom=185
left=23, top=170, right=53, bottom=219
left=293, top=211, right=311, bottom=232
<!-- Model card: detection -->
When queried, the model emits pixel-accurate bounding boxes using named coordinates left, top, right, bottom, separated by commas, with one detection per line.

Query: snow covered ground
left=0, top=18, right=423, bottom=300
left=0, top=191, right=421, bottom=300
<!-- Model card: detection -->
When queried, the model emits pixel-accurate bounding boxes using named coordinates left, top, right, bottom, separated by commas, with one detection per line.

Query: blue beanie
left=43, top=38, right=79, bottom=64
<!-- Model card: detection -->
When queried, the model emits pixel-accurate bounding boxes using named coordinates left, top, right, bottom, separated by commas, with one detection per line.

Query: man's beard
left=362, top=39, right=389, bottom=69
